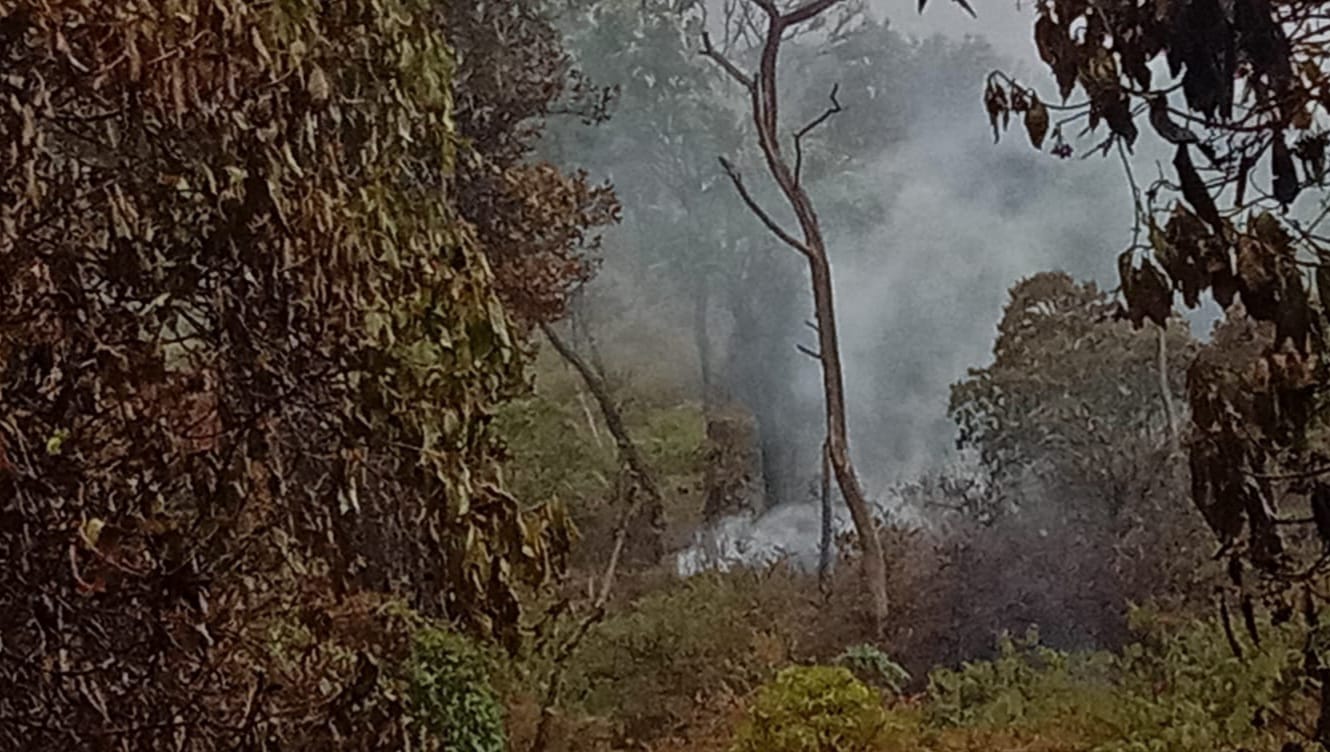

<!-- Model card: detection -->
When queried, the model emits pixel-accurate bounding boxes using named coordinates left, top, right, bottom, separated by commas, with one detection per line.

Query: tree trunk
left=540, top=321, right=666, bottom=563
left=818, top=440, right=834, bottom=593
left=1157, top=325, right=1179, bottom=446
left=807, top=251, right=889, bottom=632
left=702, top=0, right=889, bottom=634
left=694, top=275, right=714, bottom=411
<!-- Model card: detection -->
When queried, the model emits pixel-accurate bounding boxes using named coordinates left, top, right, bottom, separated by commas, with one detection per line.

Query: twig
left=1245, top=464, right=1330, bottom=481
left=530, top=471, right=642, bottom=752
left=795, top=83, right=842, bottom=185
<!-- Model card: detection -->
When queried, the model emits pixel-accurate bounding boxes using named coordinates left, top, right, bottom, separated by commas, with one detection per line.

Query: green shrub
left=406, top=627, right=506, bottom=752
left=835, top=644, right=911, bottom=696
left=730, top=665, right=892, bottom=752
left=926, top=626, right=1117, bottom=729
left=564, top=570, right=806, bottom=738
left=919, top=612, right=1310, bottom=751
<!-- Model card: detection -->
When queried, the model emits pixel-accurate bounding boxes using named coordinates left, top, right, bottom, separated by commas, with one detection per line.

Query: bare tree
left=701, top=0, right=889, bottom=634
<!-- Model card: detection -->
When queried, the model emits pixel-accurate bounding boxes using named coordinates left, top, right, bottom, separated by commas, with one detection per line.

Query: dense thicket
left=0, top=1, right=604, bottom=748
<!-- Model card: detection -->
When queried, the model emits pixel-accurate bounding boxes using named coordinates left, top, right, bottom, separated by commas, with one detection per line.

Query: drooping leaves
left=1025, top=95, right=1050, bottom=149
left=1272, top=130, right=1302, bottom=206
left=1174, top=145, right=1224, bottom=233
left=1118, top=251, right=1173, bottom=328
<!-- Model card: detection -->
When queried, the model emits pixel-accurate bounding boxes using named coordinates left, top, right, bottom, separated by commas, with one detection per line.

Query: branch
left=795, top=83, right=842, bottom=185
left=717, top=156, right=811, bottom=256
left=784, top=0, right=847, bottom=25
left=700, top=31, right=754, bottom=91
left=796, top=343, right=822, bottom=360
left=1244, top=464, right=1330, bottom=481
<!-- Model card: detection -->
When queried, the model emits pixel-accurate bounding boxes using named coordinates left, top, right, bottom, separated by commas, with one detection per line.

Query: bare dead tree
left=701, top=0, right=890, bottom=634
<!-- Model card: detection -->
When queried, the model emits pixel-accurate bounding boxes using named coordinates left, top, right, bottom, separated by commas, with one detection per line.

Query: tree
left=444, top=1, right=619, bottom=328
left=0, top=1, right=594, bottom=747
left=950, top=272, right=1195, bottom=522
left=701, top=0, right=890, bottom=634
left=944, top=273, right=1209, bottom=653
left=991, top=0, right=1330, bottom=741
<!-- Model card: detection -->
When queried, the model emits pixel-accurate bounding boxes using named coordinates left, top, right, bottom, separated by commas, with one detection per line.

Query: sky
left=879, top=0, right=1041, bottom=64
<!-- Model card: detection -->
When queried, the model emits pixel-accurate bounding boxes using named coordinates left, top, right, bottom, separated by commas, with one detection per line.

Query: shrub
left=407, top=628, right=507, bottom=752
left=729, top=665, right=893, bottom=752
left=564, top=569, right=808, bottom=741
left=918, top=612, right=1310, bottom=751
left=835, top=644, right=911, bottom=696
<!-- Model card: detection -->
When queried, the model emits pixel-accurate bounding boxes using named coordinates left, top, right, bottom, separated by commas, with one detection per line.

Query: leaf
left=1173, top=145, right=1223, bottom=233
left=45, top=428, right=69, bottom=455
left=1272, top=130, right=1301, bottom=205
left=80, top=518, right=105, bottom=549
left=1024, top=96, right=1049, bottom=149
left=308, top=65, right=331, bottom=104
left=984, top=81, right=1008, bottom=143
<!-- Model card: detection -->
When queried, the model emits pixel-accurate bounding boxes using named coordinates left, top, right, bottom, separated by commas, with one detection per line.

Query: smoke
left=673, top=18, right=1144, bottom=574
left=549, top=3, right=1192, bottom=574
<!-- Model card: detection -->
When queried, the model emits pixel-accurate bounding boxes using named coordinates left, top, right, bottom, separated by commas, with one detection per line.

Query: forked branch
left=795, top=83, right=843, bottom=184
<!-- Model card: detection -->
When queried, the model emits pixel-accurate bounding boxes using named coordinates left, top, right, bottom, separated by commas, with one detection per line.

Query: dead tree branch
left=717, top=157, right=810, bottom=255
left=795, top=83, right=843, bottom=185
left=530, top=468, right=642, bottom=752
left=700, top=31, right=754, bottom=91
left=818, top=440, right=834, bottom=595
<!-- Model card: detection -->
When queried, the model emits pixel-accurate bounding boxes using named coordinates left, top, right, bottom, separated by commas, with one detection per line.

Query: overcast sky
left=875, top=0, right=1040, bottom=65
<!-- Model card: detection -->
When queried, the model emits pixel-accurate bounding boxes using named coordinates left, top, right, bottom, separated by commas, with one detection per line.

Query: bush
left=835, top=644, right=911, bottom=696
left=407, top=628, right=506, bottom=752
left=730, top=666, right=892, bottom=752
left=916, top=612, right=1310, bottom=751
left=564, top=569, right=809, bottom=741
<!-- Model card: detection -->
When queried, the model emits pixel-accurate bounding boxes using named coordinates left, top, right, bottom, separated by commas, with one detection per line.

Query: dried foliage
left=990, top=0, right=1330, bottom=637
left=444, top=2, right=619, bottom=327
left=0, top=0, right=592, bottom=747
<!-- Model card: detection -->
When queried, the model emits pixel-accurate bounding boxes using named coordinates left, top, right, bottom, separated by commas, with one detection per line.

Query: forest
left=3, top=0, right=1330, bottom=750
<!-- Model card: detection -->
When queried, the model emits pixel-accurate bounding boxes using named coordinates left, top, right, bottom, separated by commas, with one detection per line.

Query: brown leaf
left=984, top=81, right=1008, bottom=143
left=1272, top=130, right=1301, bottom=205
left=1174, top=145, right=1223, bottom=233
left=307, top=65, right=331, bottom=104
left=1025, top=95, right=1049, bottom=149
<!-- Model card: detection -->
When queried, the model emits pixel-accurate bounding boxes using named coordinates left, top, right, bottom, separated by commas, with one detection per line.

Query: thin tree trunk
left=818, top=439, right=834, bottom=594
left=702, top=0, right=889, bottom=634
left=540, top=321, right=666, bottom=563
left=531, top=470, right=640, bottom=752
left=694, top=274, right=714, bottom=411
left=1157, top=324, right=1179, bottom=447
left=808, top=251, right=889, bottom=631
left=576, top=387, right=605, bottom=449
